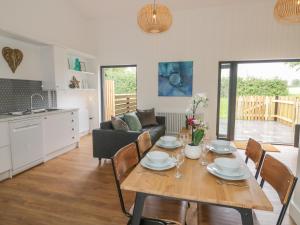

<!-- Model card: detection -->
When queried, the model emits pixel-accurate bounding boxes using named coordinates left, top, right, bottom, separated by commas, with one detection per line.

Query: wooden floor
left=0, top=135, right=298, bottom=225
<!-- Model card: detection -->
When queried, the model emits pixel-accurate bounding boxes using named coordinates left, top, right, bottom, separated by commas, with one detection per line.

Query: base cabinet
left=10, top=119, right=44, bottom=173
left=43, top=111, right=79, bottom=156
left=0, top=122, right=11, bottom=176
left=0, top=110, right=79, bottom=182
left=0, top=146, right=11, bottom=174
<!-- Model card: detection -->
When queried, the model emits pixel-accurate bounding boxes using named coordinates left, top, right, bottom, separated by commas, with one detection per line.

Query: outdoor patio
left=220, top=119, right=294, bottom=144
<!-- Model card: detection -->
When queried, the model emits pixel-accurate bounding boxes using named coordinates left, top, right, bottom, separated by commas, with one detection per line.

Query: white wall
left=0, top=36, right=43, bottom=80
left=0, top=0, right=95, bottom=55
left=96, top=1, right=300, bottom=139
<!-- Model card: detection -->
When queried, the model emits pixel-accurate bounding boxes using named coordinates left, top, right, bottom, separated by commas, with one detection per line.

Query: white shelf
left=68, top=69, right=95, bottom=76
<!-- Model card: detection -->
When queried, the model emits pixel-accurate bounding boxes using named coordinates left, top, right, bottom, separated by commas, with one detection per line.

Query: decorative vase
left=74, top=58, right=81, bottom=71
left=184, top=144, right=202, bottom=160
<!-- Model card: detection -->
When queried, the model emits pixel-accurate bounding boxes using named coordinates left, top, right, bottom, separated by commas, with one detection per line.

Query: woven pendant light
left=137, top=0, right=172, bottom=33
left=274, top=0, right=300, bottom=23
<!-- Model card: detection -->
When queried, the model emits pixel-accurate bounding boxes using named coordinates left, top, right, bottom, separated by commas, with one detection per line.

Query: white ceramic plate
left=141, top=157, right=176, bottom=171
left=156, top=140, right=182, bottom=149
left=207, top=163, right=250, bottom=181
left=209, top=145, right=236, bottom=155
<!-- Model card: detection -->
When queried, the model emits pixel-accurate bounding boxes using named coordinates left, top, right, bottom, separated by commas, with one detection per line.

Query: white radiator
left=156, top=112, right=186, bottom=135
left=157, top=112, right=204, bottom=135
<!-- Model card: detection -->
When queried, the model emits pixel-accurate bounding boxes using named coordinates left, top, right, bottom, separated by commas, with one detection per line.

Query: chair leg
left=277, top=205, right=288, bottom=225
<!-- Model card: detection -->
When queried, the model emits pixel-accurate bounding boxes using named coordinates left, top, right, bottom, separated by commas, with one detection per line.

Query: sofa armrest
left=92, top=129, right=141, bottom=159
left=156, top=116, right=165, bottom=126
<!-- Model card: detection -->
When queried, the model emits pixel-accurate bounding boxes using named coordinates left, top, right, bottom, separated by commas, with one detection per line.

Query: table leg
left=131, top=193, right=146, bottom=225
left=237, top=208, right=254, bottom=225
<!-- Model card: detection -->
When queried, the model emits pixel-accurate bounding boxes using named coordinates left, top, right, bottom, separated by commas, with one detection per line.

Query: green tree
left=104, top=68, right=137, bottom=94
left=291, top=79, right=300, bottom=87
left=287, top=62, right=300, bottom=71
left=220, top=77, right=288, bottom=97
left=237, top=78, right=288, bottom=96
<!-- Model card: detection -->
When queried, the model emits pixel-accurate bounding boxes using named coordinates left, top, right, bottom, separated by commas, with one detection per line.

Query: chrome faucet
left=30, top=93, right=44, bottom=111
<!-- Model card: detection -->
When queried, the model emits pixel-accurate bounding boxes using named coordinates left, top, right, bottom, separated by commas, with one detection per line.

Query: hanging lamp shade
left=137, top=2, right=172, bottom=33
left=274, top=0, right=300, bottom=23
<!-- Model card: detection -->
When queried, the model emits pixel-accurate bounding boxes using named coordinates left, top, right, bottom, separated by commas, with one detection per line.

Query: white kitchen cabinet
left=0, top=122, right=11, bottom=176
left=10, top=118, right=44, bottom=172
left=43, top=111, right=78, bottom=155
left=41, top=46, right=68, bottom=90
left=0, top=122, right=9, bottom=147
left=0, top=146, right=11, bottom=174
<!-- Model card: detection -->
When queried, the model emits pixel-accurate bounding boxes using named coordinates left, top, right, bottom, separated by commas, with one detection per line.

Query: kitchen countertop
left=0, top=108, right=79, bottom=123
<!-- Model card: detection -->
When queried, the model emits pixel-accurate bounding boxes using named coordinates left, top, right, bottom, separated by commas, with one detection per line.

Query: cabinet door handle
left=72, top=128, right=74, bottom=131
left=72, top=137, right=75, bottom=139
left=71, top=112, right=74, bottom=115
left=44, top=117, right=47, bottom=119
left=71, top=120, right=74, bottom=122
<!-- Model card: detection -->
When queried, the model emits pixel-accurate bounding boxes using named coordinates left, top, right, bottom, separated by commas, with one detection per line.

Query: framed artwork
left=158, top=61, right=193, bottom=96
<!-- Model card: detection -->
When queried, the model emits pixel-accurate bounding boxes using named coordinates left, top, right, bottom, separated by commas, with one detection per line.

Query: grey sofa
left=92, top=115, right=166, bottom=160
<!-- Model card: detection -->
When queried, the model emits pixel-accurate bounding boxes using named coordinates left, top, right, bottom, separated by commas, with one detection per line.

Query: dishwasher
left=10, top=118, right=44, bottom=174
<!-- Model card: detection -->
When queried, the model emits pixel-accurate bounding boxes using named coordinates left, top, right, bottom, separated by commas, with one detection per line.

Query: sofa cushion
left=137, top=108, right=158, bottom=127
left=143, top=125, right=166, bottom=144
left=111, top=116, right=129, bottom=131
left=124, top=112, right=142, bottom=131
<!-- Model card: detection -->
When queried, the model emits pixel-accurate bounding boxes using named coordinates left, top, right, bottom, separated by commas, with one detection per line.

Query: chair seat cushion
left=197, top=204, right=260, bottom=225
left=130, top=196, right=188, bottom=225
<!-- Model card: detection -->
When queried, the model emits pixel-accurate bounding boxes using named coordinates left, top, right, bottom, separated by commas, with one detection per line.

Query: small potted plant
left=184, top=93, right=208, bottom=159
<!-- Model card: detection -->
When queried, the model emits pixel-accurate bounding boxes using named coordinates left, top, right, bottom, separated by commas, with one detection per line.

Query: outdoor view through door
left=217, top=60, right=300, bottom=145
left=101, top=66, right=137, bottom=121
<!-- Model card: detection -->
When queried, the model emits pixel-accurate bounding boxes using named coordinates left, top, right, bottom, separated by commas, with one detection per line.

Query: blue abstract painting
left=158, top=61, right=193, bottom=96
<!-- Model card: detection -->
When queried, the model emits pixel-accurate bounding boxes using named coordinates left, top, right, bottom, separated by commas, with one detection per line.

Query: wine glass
left=175, top=153, right=185, bottom=179
left=200, top=144, right=209, bottom=166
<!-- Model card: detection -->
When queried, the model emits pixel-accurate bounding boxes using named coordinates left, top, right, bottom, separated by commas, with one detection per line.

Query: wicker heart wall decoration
left=2, top=47, right=23, bottom=73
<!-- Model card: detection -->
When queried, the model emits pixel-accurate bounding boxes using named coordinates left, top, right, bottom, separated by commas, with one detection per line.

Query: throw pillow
left=136, top=108, right=158, bottom=127
left=111, top=116, right=129, bottom=131
left=124, top=113, right=142, bottom=131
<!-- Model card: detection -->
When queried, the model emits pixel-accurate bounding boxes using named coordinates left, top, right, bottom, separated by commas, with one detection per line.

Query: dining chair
left=245, top=138, right=266, bottom=179
left=111, top=143, right=188, bottom=225
left=197, top=154, right=298, bottom=225
left=260, top=155, right=298, bottom=225
left=137, top=131, right=152, bottom=159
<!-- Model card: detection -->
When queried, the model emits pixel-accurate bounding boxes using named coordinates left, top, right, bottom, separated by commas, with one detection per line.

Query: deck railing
left=115, top=94, right=137, bottom=116
left=104, top=79, right=137, bottom=120
left=236, top=96, right=300, bottom=127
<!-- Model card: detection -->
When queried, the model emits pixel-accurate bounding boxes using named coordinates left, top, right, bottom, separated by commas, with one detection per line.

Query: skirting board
left=290, top=201, right=300, bottom=225
left=0, top=170, right=11, bottom=182
left=12, top=159, right=44, bottom=176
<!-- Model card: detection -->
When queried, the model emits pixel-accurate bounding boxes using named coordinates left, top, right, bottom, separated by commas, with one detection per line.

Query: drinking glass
left=200, top=144, right=209, bottom=166
left=175, top=153, right=185, bottom=179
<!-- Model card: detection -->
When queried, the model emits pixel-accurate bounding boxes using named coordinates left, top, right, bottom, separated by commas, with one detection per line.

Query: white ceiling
left=68, top=0, right=273, bottom=20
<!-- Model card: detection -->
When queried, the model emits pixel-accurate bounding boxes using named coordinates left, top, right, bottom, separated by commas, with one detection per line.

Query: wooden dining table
left=121, top=138, right=273, bottom=225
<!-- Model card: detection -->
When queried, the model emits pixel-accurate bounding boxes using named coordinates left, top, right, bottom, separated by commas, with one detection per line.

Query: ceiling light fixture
left=274, top=0, right=300, bottom=23
left=137, top=0, right=172, bottom=34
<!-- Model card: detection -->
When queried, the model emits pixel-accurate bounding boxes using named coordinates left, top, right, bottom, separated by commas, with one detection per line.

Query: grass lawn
left=220, top=97, right=228, bottom=119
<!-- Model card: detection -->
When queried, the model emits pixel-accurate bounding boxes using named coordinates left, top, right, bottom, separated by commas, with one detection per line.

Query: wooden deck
left=0, top=135, right=297, bottom=225
left=220, top=119, right=294, bottom=144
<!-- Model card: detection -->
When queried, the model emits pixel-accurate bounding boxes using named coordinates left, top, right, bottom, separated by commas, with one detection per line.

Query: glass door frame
left=100, top=65, right=137, bottom=122
left=216, top=59, right=300, bottom=141
left=216, top=62, right=237, bottom=140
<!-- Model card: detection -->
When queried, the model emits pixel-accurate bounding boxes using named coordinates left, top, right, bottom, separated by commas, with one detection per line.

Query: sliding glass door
left=217, top=59, right=300, bottom=144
